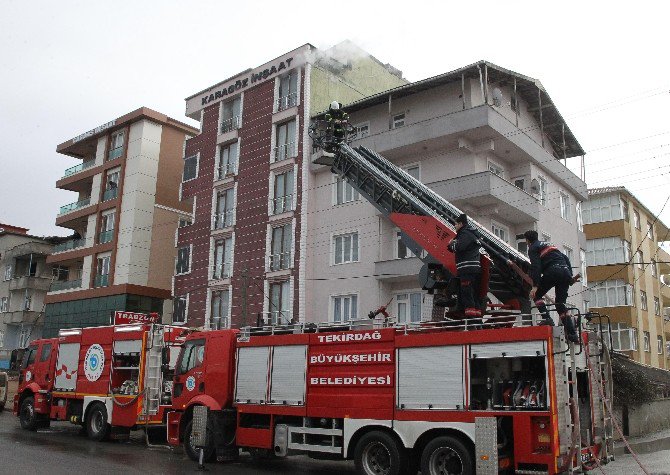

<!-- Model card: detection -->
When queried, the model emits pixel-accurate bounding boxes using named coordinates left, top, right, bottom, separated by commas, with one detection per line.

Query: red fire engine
left=14, top=318, right=185, bottom=441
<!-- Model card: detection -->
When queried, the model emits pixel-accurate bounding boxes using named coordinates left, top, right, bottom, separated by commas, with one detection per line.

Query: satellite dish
left=492, top=88, right=503, bottom=107
left=530, top=178, right=540, bottom=194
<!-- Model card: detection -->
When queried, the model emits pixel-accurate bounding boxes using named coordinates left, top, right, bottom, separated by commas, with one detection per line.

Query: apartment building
left=0, top=224, right=64, bottom=367
left=43, top=108, right=199, bottom=337
left=174, top=42, right=407, bottom=328
left=307, top=61, right=590, bottom=325
left=583, top=187, right=670, bottom=368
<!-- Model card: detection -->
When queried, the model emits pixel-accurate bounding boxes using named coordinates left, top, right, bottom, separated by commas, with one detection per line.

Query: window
left=269, top=223, right=292, bottom=271
left=269, top=281, right=291, bottom=324
left=488, top=161, right=504, bottom=178
left=491, top=221, right=509, bottom=243
left=563, top=246, right=573, bottom=266
left=392, top=113, right=405, bottom=129
left=213, top=237, right=233, bottom=279
left=221, top=97, right=241, bottom=133
left=538, top=177, right=548, bottom=206
left=640, top=290, right=648, bottom=311
left=624, top=240, right=632, bottom=262
left=397, top=231, right=416, bottom=259
left=621, top=199, right=629, bottom=222
left=40, top=343, right=52, bottom=362
left=402, top=164, right=420, bottom=180
left=0, top=330, right=4, bottom=348
left=277, top=72, right=298, bottom=111
left=541, top=233, right=551, bottom=243
left=332, top=294, right=358, bottom=323
left=576, top=201, right=583, bottom=231
left=182, top=155, right=198, bottom=181
left=560, top=192, right=570, bottom=220
left=606, top=323, right=637, bottom=351
left=210, top=290, right=230, bottom=327
left=334, top=176, right=359, bottom=205
left=633, top=210, right=640, bottom=230
left=516, top=234, right=528, bottom=255
left=176, top=246, right=191, bottom=274
left=654, top=296, right=661, bottom=316
left=173, top=295, right=187, bottom=324
left=102, top=170, right=119, bottom=201
left=647, top=222, right=654, bottom=240
left=178, top=217, right=192, bottom=228
left=3, top=264, right=11, bottom=281
left=354, top=123, right=369, bottom=139
left=580, top=249, right=587, bottom=288
left=588, top=279, right=633, bottom=307
left=214, top=188, right=235, bottom=229
left=24, top=293, right=32, bottom=311
left=19, top=328, right=32, bottom=349
left=52, top=265, right=69, bottom=281
left=95, top=255, right=110, bottom=287
left=177, top=339, right=205, bottom=375
left=99, top=211, right=115, bottom=244
left=274, top=120, right=297, bottom=162
left=0, top=297, right=8, bottom=312
left=631, top=327, right=639, bottom=351
left=272, top=170, right=294, bottom=214
left=396, top=292, right=422, bottom=323
left=643, top=331, right=651, bottom=352
left=635, top=250, right=644, bottom=269
left=658, top=335, right=664, bottom=355
left=333, top=232, right=359, bottom=264
left=217, top=143, right=238, bottom=179
left=513, top=177, right=526, bottom=191
left=108, top=131, right=124, bottom=160
left=651, top=259, right=658, bottom=277
left=582, top=194, right=624, bottom=224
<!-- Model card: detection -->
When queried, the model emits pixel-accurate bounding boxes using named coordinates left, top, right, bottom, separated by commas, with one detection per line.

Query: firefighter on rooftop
left=448, top=213, right=484, bottom=320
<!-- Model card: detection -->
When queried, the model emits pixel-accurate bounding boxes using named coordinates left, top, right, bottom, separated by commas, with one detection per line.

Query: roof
left=314, top=60, right=585, bottom=159
left=0, top=223, right=28, bottom=235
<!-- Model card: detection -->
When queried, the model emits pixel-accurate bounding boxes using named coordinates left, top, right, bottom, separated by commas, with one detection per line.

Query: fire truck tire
left=86, top=403, right=110, bottom=441
left=419, top=436, right=474, bottom=475
left=19, top=396, right=39, bottom=431
left=184, top=419, right=216, bottom=462
left=354, top=430, right=408, bottom=475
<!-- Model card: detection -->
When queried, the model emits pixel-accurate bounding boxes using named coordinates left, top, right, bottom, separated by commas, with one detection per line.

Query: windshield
left=176, top=339, right=205, bottom=375
left=22, top=345, right=37, bottom=369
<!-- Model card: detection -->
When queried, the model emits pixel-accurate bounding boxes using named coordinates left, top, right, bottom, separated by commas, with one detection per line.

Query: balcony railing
left=268, top=251, right=292, bottom=271
left=276, top=93, right=298, bottom=111
left=273, top=142, right=296, bottom=162
left=217, top=162, right=237, bottom=180
left=221, top=116, right=241, bottom=134
left=63, top=160, right=95, bottom=178
left=50, top=279, right=82, bottom=292
left=108, top=147, right=123, bottom=160
left=53, top=238, right=86, bottom=253
left=59, top=198, right=91, bottom=215
left=266, top=310, right=292, bottom=325
left=94, top=274, right=110, bottom=288
left=213, top=211, right=234, bottom=230
left=271, top=195, right=294, bottom=215
left=102, top=187, right=118, bottom=202
left=98, top=230, right=113, bottom=244
left=212, top=262, right=232, bottom=280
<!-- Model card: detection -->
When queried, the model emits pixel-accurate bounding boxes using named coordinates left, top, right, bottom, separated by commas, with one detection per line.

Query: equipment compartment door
left=269, top=345, right=307, bottom=405
left=235, top=346, right=270, bottom=404
left=54, top=343, right=80, bottom=391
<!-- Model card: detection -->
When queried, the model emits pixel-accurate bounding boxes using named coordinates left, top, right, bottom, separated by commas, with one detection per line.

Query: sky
left=1, top=1, right=669, bottom=241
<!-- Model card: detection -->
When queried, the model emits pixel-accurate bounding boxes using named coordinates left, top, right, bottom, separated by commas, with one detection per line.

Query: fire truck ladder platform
left=324, top=143, right=532, bottom=305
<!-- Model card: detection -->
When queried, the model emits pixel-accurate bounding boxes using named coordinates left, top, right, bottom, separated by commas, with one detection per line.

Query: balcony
left=63, top=160, right=95, bottom=178
left=59, top=198, right=91, bottom=215
left=50, top=279, right=82, bottom=292
left=273, top=142, right=297, bottom=163
left=1, top=310, right=40, bottom=325
left=221, top=116, right=241, bottom=134
left=108, top=147, right=123, bottom=161
left=98, top=230, right=113, bottom=244
left=212, top=263, right=232, bottom=280
left=428, top=171, right=539, bottom=224
left=270, top=195, right=294, bottom=215
left=213, top=212, right=234, bottom=230
left=276, top=93, right=298, bottom=112
left=53, top=238, right=86, bottom=253
left=374, top=257, right=423, bottom=283
left=102, top=187, right=118, bottom=202
left=268, top=251, right=292, bottom=272
left=9, top=275, right=52, bottom=292
left=94, top=274, right=109, bottom=288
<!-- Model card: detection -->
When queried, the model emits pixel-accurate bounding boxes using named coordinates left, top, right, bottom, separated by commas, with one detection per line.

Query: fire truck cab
left=168, top=319, right=612, bottom=475
left=14, top=323, right=186, bottom=441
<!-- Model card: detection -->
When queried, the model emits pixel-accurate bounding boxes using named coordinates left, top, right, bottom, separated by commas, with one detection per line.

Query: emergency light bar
left=58, top=329, right=82, bottom=336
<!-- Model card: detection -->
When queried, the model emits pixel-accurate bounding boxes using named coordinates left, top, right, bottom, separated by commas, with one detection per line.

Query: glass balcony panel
left=102, top=188, right=118, bottom=202
left=50, top=279, right=82, bottom=292
left=53, top=238, right=86, bottom=253
left=94, top=274, right=109, bottom=288
left=108, top=147, right=123, bottom=160
left=59, top=198, right=91, bottom=215
left=98, top=230, right=113, bottom=244
left=63, top=160, right=95, bottom=178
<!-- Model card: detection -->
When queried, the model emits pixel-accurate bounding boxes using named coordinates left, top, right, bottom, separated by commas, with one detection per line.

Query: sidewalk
left=590, top=429, right=670, bottom=474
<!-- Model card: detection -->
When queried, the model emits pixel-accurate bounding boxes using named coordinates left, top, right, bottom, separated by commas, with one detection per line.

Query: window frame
left=332, top=231, right=360, bottom=265
left=559, top=191, right=570, bottom=220
left=210, top=289, right=231, bottom=328
left=173, top=295, right=188, bottom=324
left=212, top=237, right=233, bottom=280
left=333, top=176, right=360, bottom=206
left=640, top=290, right=648, bottom=311
left=491, top=220, right=510, bottom=244
left=395, top=291, right=424, bottom=324
left=633, top=210, right=640, bottom=229
left=391, top=113, right=405, bottom=129
left=643, top=331, right=651, bottom=352
left=182, top=154, right=199, bottom=182
left=269, top=222, right=293, bottom=271
left=176, top=245, right=192, bottom=275
left=331, top=293, right=359, bottom=323
left=353, top=122, right=370, bottom=139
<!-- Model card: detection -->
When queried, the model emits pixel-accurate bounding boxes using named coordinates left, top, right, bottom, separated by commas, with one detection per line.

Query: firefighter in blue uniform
left=448, top=214, right=483, bottom=319
left=524, top=230, right=580, bottom=343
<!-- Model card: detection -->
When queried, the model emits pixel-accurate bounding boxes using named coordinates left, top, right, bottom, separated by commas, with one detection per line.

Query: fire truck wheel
left=184, top=419, right=216, bottom=463
left=354, top=430, right=407, bottom=475
left=19, top=396, right=39, bottom=431
left=86, top=404, right=110, bottom=441
left=420, top=436, right=473, bottom=475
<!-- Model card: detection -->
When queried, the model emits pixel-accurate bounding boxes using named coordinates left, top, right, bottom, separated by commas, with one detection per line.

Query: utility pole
left=242, top=264, right=248, bottom=328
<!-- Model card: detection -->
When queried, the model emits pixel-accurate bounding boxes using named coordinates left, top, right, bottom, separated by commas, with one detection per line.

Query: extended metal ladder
left=142, top=324, right=164, bottom=416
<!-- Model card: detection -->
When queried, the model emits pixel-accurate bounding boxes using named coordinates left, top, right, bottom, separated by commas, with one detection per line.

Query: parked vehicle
left=0, top=371, right=8, bottom=411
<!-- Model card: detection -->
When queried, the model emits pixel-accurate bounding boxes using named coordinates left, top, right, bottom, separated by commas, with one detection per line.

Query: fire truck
left=166, top=125, right=614, bottom=474
left=13, top=314, right=185, bottom=441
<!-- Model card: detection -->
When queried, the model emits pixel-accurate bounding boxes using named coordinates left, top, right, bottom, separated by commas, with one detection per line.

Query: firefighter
left=524, top=230, right=580, bottom=343
left=324, top=101, right=349, bottom=143
left=448, top=214, right=483, bottom=320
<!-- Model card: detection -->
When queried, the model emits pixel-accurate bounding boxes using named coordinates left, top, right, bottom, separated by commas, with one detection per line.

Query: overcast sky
left=1, top=1, right=669, bottom=242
